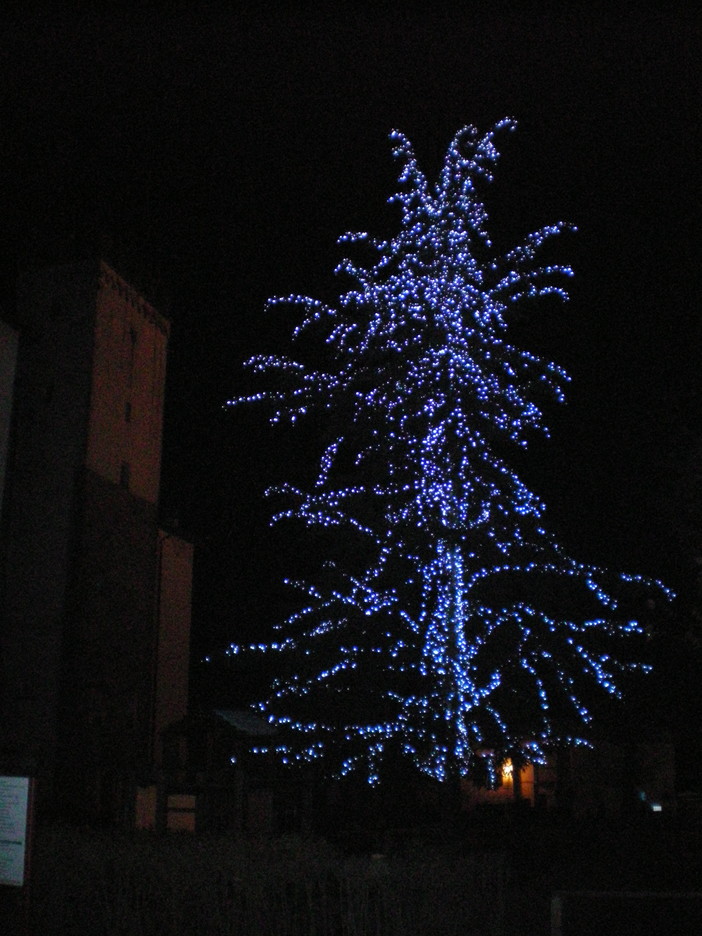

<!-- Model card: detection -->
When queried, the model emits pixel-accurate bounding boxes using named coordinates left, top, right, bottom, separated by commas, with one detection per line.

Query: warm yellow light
left=501, top=758, right=513, bottom=783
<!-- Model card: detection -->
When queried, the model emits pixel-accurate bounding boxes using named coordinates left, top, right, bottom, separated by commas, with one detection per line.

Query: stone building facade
left=1, top=259, right=192, bottom=822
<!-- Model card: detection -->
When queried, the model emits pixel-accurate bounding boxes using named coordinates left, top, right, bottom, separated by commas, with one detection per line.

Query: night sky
left=1, top=7, right=699, bottom=663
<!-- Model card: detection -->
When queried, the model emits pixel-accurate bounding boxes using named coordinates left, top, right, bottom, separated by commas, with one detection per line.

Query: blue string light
left=228, top=119, right=672, bottom=784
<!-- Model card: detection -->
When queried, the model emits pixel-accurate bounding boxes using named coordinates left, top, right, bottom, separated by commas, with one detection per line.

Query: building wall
left=154, top=530, right=193, bottom=767
left=1, top=265, right=95, bottom=773
left=1, top=259, right=192, bottom=823
left=58, top=468, right=160, bottom=820
left=57, top=264, right=172, bottom=820
left=85, top=263, right=169, bottom=505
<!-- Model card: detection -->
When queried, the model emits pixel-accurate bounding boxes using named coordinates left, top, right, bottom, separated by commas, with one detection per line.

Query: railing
left=551, top=890, right=702, bottom=936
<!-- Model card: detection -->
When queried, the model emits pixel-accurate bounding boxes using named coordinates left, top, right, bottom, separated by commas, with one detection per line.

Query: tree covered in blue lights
left=232, top=119, right=670, bottom=785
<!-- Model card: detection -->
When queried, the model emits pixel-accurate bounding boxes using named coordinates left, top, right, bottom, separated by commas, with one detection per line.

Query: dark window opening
left=128, top=328, right=138, bottom=386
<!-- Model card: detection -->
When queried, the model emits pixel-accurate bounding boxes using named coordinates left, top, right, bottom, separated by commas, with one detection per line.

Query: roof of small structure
left=213, top=708, right=278, bottom=737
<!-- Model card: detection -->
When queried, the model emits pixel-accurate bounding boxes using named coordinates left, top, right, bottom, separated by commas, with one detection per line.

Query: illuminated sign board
left=0, top=776, right=31, bottom=887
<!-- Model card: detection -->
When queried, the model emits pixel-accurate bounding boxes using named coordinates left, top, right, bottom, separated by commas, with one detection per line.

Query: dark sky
left=1, top=6, right=699, bottom=655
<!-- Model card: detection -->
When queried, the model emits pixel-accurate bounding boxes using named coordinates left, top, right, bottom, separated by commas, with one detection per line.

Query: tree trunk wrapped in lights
left=231, top=119, right=671, bottom=786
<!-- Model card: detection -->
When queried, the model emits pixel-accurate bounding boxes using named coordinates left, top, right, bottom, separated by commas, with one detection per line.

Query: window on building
left=128, top=327, right=138, bottom=387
